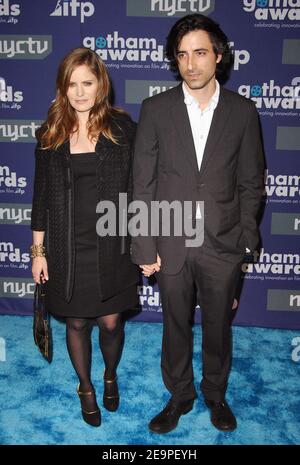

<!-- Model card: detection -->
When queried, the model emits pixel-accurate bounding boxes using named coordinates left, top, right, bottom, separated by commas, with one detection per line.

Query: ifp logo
left=50, top=0, right=95, bottom=24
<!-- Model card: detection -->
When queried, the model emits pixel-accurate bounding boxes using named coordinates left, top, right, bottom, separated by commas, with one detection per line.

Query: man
left=131, top=14, right=264, bottom=433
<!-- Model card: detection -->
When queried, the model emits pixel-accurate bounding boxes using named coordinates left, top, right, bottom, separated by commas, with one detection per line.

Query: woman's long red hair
left=37, top=47, right=122, bottom=150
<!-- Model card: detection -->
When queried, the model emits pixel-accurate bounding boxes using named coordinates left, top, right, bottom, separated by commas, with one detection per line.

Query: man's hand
left=243, top=249, right=254, bottom=263
left=232, top=298, right=238, bottom=310
left=140, top=255, right=161, bottom=277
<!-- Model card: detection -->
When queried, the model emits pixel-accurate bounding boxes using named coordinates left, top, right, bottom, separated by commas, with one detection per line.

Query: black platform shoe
left=77, top=384, right=101, bottom=427
left=103, top=376, right=119, bottom=412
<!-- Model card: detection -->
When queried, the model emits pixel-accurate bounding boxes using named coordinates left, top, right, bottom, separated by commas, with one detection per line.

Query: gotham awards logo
left=83, top=32, right=166, bottom=70
left=242, top=0, right=300, bottom=28
left=0, top=241, right=30, bottom=271
left=264, top=169, right=300, bottom=204
left=138, top=284, right=162, bottom=312
left=0, top=164, right=27, bottom=195
left=243, top=249, right=300, bottom=290
left=238, top=77, right=300, bottom=117
left=0, top=76, right=23, bottom=110
left=0, top=0, right=20, bottom=25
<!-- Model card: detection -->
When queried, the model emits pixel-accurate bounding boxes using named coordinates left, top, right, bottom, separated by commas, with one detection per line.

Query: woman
left=30, top=47, right=138, bottom=427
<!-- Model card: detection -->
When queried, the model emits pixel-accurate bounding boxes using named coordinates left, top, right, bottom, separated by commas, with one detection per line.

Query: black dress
left=45, top=152, right=137, bottom=318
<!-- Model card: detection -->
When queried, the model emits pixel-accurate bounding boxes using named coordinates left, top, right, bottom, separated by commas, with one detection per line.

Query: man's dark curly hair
left=165, top=14, right=233, bottom=81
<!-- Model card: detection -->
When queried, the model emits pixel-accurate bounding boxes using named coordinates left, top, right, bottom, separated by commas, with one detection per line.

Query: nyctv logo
left=0, top=277, right=35, bottom=298
left=267, top=289, right=300, bottom=312
left=0, top=120, right=41, bottom=142
left=243, top=0, right=300, bottom=21
left=125, top=80, right=176, bottom=104
left=0, top=36, right=52, bottom=59
left=271, top=213, right=300, bottom=236
left=0, top=203, right=32, bottom=225
left=50, top=0, right=95, bottom=23
left=127, top=0, right=215, bottom=17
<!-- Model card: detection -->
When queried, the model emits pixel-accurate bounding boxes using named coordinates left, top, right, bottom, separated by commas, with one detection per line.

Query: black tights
left=66, top=313, right=124, bottom=392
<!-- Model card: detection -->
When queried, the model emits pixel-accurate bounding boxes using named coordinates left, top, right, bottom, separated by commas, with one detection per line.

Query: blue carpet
left=0, top=315, right=299, bottom=445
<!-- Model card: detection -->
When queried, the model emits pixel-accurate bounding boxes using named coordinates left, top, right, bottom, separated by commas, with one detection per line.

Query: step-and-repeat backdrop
left=0, top=0, right=299, bottom=329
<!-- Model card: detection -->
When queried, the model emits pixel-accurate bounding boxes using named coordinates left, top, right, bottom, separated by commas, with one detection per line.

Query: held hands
left=140, top=257, right=239, bottom=308
left=140, top=254, right=161, bottom=277
left=32, top=256, right=49, bottom=284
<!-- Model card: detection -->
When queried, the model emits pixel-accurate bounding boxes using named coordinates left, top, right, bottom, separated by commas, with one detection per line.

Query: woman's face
left=66, top=64, right=99, bottom=114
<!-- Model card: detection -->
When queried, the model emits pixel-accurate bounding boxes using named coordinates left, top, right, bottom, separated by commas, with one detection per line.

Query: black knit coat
left=31, top=114, right=139, bottom=302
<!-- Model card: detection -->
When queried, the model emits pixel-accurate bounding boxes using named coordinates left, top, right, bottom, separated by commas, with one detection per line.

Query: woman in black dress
left=31, top=48, right=138, bottom=427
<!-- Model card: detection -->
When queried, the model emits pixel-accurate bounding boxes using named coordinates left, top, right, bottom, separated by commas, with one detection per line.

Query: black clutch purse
left=33, top=282, right=53, bottom=363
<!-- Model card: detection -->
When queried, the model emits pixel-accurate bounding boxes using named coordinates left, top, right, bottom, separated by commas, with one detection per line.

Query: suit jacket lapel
left=171, top=84, right=199, bottom=175
left=198, top=87, right=232, bottom=180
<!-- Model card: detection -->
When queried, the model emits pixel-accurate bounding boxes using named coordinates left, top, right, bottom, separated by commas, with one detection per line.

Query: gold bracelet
left=30, top=244, right=46, bottom=258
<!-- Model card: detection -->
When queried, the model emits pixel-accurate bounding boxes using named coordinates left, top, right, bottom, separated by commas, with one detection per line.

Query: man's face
left=176, top=29, right=222, bottom=92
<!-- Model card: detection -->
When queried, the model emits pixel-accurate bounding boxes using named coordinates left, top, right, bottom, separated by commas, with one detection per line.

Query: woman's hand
left=32, top=256, right=49, bottom=284
left=140, top=254, right=161, bottom=277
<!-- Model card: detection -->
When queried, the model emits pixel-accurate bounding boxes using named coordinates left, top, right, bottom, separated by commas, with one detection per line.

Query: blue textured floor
left=0, top=315, right=299, bottom=445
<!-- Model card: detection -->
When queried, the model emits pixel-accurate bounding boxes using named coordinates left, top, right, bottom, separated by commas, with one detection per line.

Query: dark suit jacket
left=131, top=83, right=264, bottom=275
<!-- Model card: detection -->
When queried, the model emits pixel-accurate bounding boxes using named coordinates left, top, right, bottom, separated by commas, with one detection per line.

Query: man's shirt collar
left=182, top=80, right=220, bottom=111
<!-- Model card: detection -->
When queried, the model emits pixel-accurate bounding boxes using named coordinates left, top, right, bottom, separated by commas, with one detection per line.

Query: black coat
left=31, top=113, right=139, bottom=302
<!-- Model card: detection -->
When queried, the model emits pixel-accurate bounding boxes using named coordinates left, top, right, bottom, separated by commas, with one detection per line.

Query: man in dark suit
left=131, top=14, right=264, bottom=433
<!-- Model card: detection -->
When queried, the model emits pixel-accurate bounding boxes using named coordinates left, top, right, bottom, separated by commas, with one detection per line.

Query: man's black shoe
left=205, top=399, right=237, bottom=432
left=149, top=398, right=194, bottom=434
